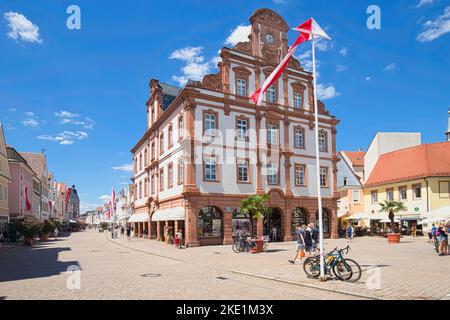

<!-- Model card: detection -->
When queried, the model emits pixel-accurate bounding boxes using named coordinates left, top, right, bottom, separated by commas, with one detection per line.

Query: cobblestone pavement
left=108, top=232, right=450, bottom=300
left=0, top=230, right=360, bottom=300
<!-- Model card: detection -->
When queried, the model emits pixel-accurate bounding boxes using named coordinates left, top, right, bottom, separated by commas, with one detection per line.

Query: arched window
left=198, top=206, right=222, bottom=238
left=291, top=208, right=307, bottom=234
left=315, top=209, right=330, bottom=234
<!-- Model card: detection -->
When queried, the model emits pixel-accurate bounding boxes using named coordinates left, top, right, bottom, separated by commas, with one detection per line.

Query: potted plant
left=239, top=193, right=270, bottom=253
left=100, top=222, right=109, bottom=232
left=41, top=220, right=53, bottom=241
left=14, top=216, right=42, bottom=246
left=379, top=200, right=407, bottom=243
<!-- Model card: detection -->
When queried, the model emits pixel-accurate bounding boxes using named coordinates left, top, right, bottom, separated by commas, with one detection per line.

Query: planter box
left=250, top=240, right=264, bottom=254
left=41, top=234, right=49, bottom=241
left=387, top=233, right=401, bottom=244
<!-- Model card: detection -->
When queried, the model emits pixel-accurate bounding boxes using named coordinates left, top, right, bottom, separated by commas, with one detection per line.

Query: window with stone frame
left=291, top=82, right=306, bottom=110
left=267, top=124, right=278, bottom=145
left=178, top=115, right=184, bottom=140
left=204, top=156, right=218, bottom=181
left=295, top=164, right=306, bottom=186
left=151, top=174, right=155, bottom=195
left=168, top=125, right=173, bottom=149
left=371, top=190, right=378, bottom=204
left=167, top=163, right=173, bottom=189
left=233, top=66, right=251, bottom=98
left=159, top=133, right=164, bottom=155
left=319, top=130, right=328, bottom=152
left=237, top=159, right=250, bottom=183
left=151, top=142, right=155, bottom=160
left=267, top=163, right=279, bottom=185
left=159, top=168, right=164, bottom=191
left=294, top=126, right=305, bottom=149
left=293, top=93, right=303, bottom=109
left=413, top=184, right=422, bottom=200
left=267, top=85, right=277, bottom=103
left=387, top=188, right=394, bottom=201
left=236, top=116, right=249, bottom=141
left=203, top=110, right=218, bottom=136
left=320, top=167, right=328, bottom=188
left=399, top=186, right=407, bottom=201
left=178, top=159, right=184, bottom=184
left=237, top=79, right=247, bottom=97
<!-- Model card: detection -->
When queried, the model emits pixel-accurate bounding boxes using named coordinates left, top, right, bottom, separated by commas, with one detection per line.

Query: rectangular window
left=353, top=190, right=360, bottom=202
left=168, top=163, right=173, bottom=189
left=237, top=79, right=247, bottom=96
left=204, top=157, right=217, bottom=181
left=267, top=124, right=278, bottom=145
left=168, top=126, right=173, bottom=148
left=294, top=93, right=302, bottom=109
left=320, top=167, right=328, bottom=187
left=151, top=143, right=155, bottom=160
left=413, top=184, right=422, bottom=200
left=267, top=163, right=279, bottom=185
left=237, top=159, right=249, bottom=183
left=267, top=85, right=276, bottom=103
left=319, top=131, right=327, bottom=152
left=204, top=113, right=216, bottom=134
left=144, top=179, right=148, bottom=197
left=159, top=169, right=164, bottom=191
left=371, top=191, right=378, bottom=204
left=295, top=165, right=306, bottom=186
left=178, top=116, right=184, bottom=140
left=387, top=189, right=394, bottom=201
left=178, top=160, right=184, bottom=184
left=294, top=128, right=304, bottom=148
left=236, top=119, right=248, bottom=140
left=139, top=182, right=142, bottom=199
left=144, top=149, right=148, bottom=167
left=399, top=187, right=407, bottom=201
left=151, top=175, right=155, bottom=195
left=439, top=181, right=450, bottom=198
left=160, top=134, right=164, bottom=155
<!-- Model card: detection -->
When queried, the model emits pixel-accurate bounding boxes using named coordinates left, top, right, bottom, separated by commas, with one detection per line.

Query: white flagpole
left=311, top=33, right=325, bottom=279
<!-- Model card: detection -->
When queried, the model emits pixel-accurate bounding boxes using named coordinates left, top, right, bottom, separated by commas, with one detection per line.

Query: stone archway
left=315, top=208, right=332, bottom=238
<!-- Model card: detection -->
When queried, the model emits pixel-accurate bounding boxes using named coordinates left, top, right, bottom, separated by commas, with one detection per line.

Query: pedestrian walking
left=346, top=225, right=353, bottom=242
left=54, top=228, right=59, bottom=241
left=289, top=225, right=306, bottom=264
left=175, top=229, right=183, bottom=249
left=311, top=223, right=320, bottom=256
left=271, top=226, right=278, bottom=242
left=437, top=224, right=448, bottom=256
left=126, top=226, right=131, bottom=240
left=304, top=224, right=314, bottom=257
left=120, top=226, right=124, bottom=237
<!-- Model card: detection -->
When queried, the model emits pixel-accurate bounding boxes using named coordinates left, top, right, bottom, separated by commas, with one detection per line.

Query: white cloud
left=170, top=47, right=218, bottom=86
left=366, top=76, right=372, bottom=81
left=225, top=25, right=251, bottom=46
left=336, top=65, right=348, bottom=72
left=317, top=84, right=341, bottom=100
left=37, top=131, right=88, bottom=145
left=99, top=195, right=112, bottom=202
left=3, top=12, right=42, bottom=43
left=21, top=118, right=39, bottom=127
left=339, top=48, right=348, bottom=56
left=24, top=111, right=34, bottom=117
left=112, top=164, right=133, bottom=172
left=383, top=62, right=397, bottom=72
left=315, top=38, right=334, bottom=52
left=417, top=6, right=450, bottom=42
left=416, top=0, right=436, bottom=8
left=273, top=0, right=286, bottom=3
left=55, top=110, right=79, bottom=118
left=80, top=202, right=101, bottom=214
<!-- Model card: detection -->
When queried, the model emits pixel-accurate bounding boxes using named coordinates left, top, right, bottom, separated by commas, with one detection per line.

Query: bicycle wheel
left=333, top=261, right=353, bottom=281
left=342, top=258, right=362, bottom=282
left=232, top=243, right=240, bottom=253
left=303, top=257, right=320, bottom=278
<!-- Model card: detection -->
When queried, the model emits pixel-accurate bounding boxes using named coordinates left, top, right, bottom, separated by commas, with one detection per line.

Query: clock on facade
left=265, top=33, right=274, bottom=45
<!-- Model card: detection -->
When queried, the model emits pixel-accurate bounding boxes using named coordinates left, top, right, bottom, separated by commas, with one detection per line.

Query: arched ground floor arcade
left=130, top=190, right=338, bottom=247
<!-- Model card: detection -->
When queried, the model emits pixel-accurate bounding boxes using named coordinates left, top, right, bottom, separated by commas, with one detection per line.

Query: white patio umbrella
left=418, top=217, right=449, bottom=225
left=421, top=205, right=450, bottom=218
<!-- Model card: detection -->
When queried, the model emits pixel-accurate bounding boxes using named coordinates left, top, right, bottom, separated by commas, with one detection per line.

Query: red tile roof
left=365, top=142, right=450, bottom=187
left=344, top=151, right=365, bottom=167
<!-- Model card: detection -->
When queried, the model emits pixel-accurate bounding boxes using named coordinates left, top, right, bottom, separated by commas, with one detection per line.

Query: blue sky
left=1, top=0, right=449, bottom=212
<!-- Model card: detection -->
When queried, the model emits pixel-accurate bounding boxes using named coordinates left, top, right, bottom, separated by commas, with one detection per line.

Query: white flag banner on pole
left=294, top=18, right=331, bottom=279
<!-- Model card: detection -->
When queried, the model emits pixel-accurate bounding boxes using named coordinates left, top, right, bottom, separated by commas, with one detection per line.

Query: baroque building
left=130, top=8, right=339, bottom=246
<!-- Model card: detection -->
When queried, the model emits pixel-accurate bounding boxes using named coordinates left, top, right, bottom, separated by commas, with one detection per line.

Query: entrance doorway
left=264, top=208, right=282, bottom=242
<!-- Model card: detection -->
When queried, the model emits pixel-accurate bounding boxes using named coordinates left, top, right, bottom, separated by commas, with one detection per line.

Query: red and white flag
left=112, top=188, right=116, bottom=213
left=293, top=18, right=331, bottom=41
left=250, top=33, right=308, bottom=106
left=250, top=18, right=330, bottom=106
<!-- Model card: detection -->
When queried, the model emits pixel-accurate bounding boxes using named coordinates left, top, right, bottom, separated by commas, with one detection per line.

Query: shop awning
left=128, top=213, right=149, bottom=223
left=151, top=207, right=185, bottom=222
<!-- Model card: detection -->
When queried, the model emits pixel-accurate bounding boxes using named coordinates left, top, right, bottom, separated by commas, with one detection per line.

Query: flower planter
left=250, top=240, right=264, bottom=254
left=41, top=233, right=49, bottom=241
left=387, top=233, right=401, bottom=244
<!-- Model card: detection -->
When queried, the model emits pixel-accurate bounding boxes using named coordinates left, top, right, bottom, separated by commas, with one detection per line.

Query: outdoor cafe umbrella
left=421, top=205, right=450, bottom=218
left=418, top=217, right=449, bottom=225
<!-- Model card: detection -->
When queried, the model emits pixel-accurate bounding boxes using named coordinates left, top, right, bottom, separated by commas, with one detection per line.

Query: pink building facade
left=7, top=146, right=35, bottom=219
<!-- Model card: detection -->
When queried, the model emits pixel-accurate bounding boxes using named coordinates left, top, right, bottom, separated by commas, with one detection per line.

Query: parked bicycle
left=232, top=236, right=255, bottom=253
left=303, top=245, right=362, bottom=282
